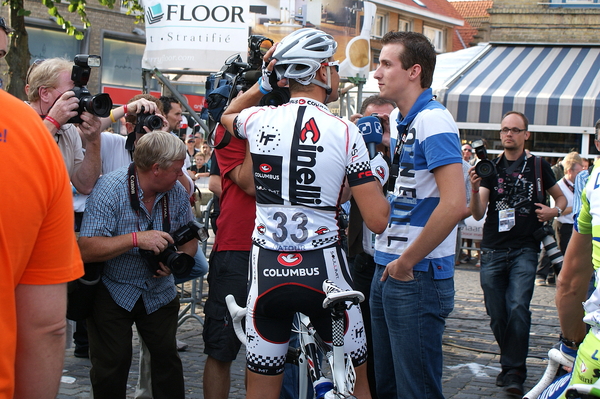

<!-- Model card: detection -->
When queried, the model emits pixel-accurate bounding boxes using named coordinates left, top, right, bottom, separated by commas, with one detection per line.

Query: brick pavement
left=58, top=261, right=561, bottom=398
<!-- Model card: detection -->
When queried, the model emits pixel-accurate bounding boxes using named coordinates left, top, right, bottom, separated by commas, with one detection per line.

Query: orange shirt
left=0, top=90, right=84, bottom=399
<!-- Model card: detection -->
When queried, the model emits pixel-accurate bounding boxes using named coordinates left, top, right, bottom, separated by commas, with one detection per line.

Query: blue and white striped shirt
left=374, top=92, right=462, bottom=279
left=80, top=165, right=194, bottom=314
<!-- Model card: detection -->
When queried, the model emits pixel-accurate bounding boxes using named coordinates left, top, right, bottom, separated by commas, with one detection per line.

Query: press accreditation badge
left=498, top=208, right=515, bottom=232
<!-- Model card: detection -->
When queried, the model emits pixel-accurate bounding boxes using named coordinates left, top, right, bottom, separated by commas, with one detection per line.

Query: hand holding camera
left=46, top=90, right=80, bottom=127
left=139, top=221, right=209, bottom=279
left=134, top=105, right=164, bottom=134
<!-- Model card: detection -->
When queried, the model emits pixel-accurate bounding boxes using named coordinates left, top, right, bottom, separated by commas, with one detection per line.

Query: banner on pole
left=141, top=0, right=250, bottom=71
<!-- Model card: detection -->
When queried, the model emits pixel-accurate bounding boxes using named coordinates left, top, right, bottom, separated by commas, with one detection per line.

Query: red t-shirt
left=214, top=124, right=256, bottom=251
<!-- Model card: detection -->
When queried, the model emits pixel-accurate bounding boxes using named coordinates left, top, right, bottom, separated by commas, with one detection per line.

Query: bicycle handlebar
left=225, top=294, right=247, bottom=344
left=523, top=347, right=574, bottom=399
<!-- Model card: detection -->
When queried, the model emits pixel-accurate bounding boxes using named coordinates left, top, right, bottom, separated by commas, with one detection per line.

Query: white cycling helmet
left=272, top=28, right=338, bottom=84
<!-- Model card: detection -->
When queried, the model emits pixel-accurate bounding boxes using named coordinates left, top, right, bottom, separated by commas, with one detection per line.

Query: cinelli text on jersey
left=235, top=97, right=374, bottom=251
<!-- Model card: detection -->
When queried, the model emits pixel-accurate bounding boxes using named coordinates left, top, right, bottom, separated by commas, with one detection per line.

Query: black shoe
left=74, top=347, right=89, bottom=358
left=496, top=370, right=507, bottom=387
left=504, top=374, right=524, bottom=396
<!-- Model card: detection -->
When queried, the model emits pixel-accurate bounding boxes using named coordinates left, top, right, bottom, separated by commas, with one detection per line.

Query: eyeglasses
left=0, top=17, right=14, bottom=35
left=26, top=59, right=46, bottom=85
left=500, top=127, right=526, bottom=135
left=321, top=60, right=340, bottom=73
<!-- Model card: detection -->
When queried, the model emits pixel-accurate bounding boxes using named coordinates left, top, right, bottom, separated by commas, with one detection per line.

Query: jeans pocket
left=434, top=278, right=455, bottom=318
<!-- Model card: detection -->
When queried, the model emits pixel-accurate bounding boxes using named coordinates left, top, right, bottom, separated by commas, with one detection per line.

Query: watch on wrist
left=559, top=333, right=582, bottom=348
left=555, top=206, right=562, bottom=217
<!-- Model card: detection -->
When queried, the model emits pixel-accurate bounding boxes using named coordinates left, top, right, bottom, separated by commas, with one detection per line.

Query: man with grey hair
left=78, top=131, right=196, bottom=399
left=26, top=57, right=104, bottom=194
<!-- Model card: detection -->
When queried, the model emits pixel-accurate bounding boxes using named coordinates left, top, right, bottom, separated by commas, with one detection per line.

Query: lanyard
left=127, top=162, right=170, bottom=232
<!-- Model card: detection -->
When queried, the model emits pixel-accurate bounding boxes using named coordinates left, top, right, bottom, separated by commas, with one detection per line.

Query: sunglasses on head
left=0, top=17, right=14, bottom=35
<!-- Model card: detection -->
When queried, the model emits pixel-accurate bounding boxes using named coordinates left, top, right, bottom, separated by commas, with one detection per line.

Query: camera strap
left=388, top=92, right=435, bottom=193
left=127, top=163, right=170, bottom=232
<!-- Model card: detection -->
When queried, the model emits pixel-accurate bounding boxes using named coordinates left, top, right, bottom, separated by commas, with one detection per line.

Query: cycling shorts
left=245, top=243, right=367, bottom=375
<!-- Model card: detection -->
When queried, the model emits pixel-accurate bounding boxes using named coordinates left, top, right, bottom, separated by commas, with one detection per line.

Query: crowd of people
left=3, top=14, right=600, bottom=399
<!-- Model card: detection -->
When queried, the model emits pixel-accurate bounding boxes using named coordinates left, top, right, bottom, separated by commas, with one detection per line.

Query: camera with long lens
left=472, top=139, right=497, bottom=179
left=139, top=221, right=209, bottom=279
left=134, top=105, right=163, bottom=134
left=68, top=55, right=113, bottom=124
left=533, top=223, right=563, bottom=275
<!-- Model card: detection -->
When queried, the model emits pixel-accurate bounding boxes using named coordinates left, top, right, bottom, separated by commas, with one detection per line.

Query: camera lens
left=85, top=93, right=112, bottom=118
left=166, top=252, right=195, bottom=279
left=145, top=115, right=163, bottom=131
left=475, top=160, right=496, bottom=179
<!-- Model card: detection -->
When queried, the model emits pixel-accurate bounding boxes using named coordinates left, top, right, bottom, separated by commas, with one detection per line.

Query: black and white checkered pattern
left=311, top=236, right=338, bottom=248
left=252, top=237, right=267, bottom=247
left=247, top=352, right=286, bottom=371
left=346, top=161, right=370, bottom=175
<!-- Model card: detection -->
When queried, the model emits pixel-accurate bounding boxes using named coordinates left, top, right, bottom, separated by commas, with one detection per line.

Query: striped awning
left=443, top=44, right=600, bottom=128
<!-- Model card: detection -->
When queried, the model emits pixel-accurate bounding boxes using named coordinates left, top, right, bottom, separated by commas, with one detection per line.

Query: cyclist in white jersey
left=221, top=28, right=390, bottom=399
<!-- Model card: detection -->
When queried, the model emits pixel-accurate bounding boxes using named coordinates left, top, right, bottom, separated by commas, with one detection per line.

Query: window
left=27, top=26, right=82, bottom=62
left=398, top=19, right=411, bottom=32
left=102, top=37, right=146, bottom=87
left=549, top=0, right=600, bottom=7
left=423, top=26, right=444, bottom=52
left=373, top=13, right=387, bottom=38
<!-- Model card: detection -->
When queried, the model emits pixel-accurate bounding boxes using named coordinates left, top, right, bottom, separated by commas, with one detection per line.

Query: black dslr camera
left=134, top=106, right=163, bottom=134
left=140, top=221, right=209, bottom=279
left=472, top=139, right=497, bottom=179
left=68, top=55, right=112, bottom=124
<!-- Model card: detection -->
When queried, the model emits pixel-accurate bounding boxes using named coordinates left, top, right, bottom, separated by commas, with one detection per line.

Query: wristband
left=44, top=115, right=61, bottom=129
left=559, top=333, right=582, bottom=349
left=132, top=232, right=138, bottom=248
left=109, top=109, right=117, bottom=123
left=123, top=104, right=128, bottom=115
left=258, top=77, right=272, bottom=95
left=471, top=189, right=479, bottom=194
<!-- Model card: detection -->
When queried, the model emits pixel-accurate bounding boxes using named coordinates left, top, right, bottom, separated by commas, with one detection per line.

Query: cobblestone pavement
left=58, top=261, right=560, bottom=398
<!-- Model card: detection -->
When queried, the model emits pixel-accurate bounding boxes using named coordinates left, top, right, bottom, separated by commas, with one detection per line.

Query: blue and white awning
left=443, top=45, right=600, bottom=129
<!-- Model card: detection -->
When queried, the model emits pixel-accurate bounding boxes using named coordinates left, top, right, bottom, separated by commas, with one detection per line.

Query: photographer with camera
left=469, top=111, right=566, bottom=396
left=26, top=57, right=105, bottom=195
left=77, top=131, right=195, bottom=399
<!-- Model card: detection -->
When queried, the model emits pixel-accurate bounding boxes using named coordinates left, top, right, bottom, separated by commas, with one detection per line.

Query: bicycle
left=226, top=279, right=365, bottom=399
left=524, top=343, right=600, bottom=399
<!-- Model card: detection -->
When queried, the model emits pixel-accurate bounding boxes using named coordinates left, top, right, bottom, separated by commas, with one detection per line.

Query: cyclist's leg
left=245, top=245, right=300, bottom=399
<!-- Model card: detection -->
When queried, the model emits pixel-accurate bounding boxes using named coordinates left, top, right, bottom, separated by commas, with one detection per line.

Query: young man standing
left=371, top=31, right=467, bottom=399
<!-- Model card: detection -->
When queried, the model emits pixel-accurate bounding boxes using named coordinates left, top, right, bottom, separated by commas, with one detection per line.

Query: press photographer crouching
left=78, top=131, right=195, bottom=399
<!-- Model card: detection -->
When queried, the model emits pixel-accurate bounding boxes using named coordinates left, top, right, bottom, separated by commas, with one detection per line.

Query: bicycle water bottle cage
left=322, top=279, right=365, bottom=309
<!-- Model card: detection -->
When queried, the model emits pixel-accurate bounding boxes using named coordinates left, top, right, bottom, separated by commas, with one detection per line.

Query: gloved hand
left=259, top=61, right=274, bottom=94
left=370, top=153, right=389, bottom=186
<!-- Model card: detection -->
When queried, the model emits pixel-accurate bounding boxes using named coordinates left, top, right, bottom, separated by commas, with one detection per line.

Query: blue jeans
left=370, top=265, right=454, bottom=399
left=479, top=247, right=538, bottom=377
